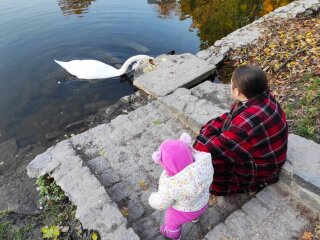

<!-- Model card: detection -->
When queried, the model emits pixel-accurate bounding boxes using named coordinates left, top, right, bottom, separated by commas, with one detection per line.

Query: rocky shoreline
left=0, top=89, right=153, bottom=215
left=1, top=0, right=320, bottom=239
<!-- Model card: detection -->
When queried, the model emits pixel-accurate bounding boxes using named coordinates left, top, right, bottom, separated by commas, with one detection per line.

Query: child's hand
left=148, top=191, right=174, bottom=210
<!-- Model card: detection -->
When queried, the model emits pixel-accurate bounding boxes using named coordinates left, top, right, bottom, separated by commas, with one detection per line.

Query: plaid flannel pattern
left=193, top=90, right=288, bottom=195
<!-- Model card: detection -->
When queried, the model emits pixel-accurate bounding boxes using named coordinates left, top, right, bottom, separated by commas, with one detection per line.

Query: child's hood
left=159, top=139, right=194, bottom=176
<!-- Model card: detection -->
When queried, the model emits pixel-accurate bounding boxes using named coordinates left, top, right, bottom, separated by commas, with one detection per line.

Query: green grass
left=153, top=119, right=162, bottom=125
left=0, top=175, right=79, bottom=240
left=0, top=220, right=36, bottom=240
left=284, top=73, right=320, bottom=142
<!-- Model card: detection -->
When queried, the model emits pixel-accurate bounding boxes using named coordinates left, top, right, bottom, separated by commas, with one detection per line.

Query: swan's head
left=130, top=55, right=154, bottom=63
left=129, top=55, right=154, bottom=70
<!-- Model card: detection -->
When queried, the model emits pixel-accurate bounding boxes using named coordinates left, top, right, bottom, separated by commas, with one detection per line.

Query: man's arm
left=196, top=123, right=255, bottom=187
left=194, top=112, right=228, bottom=152
left=200, top=112, right=228, bottom=136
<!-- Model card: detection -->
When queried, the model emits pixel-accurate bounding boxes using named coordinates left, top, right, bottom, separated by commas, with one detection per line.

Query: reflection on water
left=148, top=0, right=178, bottom=19
left=58, top=0, right=95, bottom=16
left=152, top=0, right=292, bottom=49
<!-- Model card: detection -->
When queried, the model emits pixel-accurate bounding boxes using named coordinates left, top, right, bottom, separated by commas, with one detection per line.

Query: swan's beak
left=149, top=59, right=155, bottom=65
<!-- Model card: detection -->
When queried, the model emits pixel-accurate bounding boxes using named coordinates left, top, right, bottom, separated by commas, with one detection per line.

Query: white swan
left=54, top=55, right=153, bottom=80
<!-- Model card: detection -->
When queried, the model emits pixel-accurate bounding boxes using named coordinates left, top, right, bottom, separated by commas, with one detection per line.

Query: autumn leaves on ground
left=219, top=12, right=320, bottom=144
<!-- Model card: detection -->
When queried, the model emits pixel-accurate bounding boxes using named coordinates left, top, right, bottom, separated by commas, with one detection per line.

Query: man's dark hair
left=232, top=65, right=269, bottom=99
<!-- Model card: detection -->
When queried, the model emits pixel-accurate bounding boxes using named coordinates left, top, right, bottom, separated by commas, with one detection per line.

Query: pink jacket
left=149, top=149, right=213, bottom=212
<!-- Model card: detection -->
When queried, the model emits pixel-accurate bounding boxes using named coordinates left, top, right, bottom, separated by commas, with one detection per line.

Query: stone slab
left=205, top=185, right=311, bottom=240
left=133, top=53, right=215, bottom=97
left=105, top=223, right=139, bottom=240
left=294, top=171, right=320, bottom=195
left=282, top=134, right=320, bottom=196
left=204, top=223, right=233, bottom=240
left=159, top=81, right=232, bottom=134
left=287, top=134, right=320, bottom=177
left=27, top=140, right=139, bottom=239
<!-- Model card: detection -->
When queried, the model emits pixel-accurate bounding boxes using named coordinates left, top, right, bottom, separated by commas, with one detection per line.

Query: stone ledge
left=280, top=134, right=320, bottom=199
left=133, top=53, right=215, bottom=97
left=293, top=171, right=320, bottom=196
left=158, top=81, right=231, bottom=134
left=204, top=185, right=311, bottom=240
left=26, top=140, right=139, bottom=239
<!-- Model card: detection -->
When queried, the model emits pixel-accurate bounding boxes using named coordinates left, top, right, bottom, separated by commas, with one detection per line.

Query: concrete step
left=158, top=80, right=232, bottom=134
left=204, top=185, right=314, bottom=240
left=281, top=134, right=320, bottom=212
left=133, top=53, right=215, bottom=98
left=27, top=100, right=252, bottom=239
left=27, top=81, right=320, bottom=239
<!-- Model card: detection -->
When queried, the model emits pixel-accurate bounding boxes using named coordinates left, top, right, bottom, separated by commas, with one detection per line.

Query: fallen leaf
left=41, top=226, right=60, bottom=239
left=91, top=231, right=99, bottom=240
left=300, top=231, right=313, bottom=240
left=139, top=180, right=148, bottom=191
left=60, top=226, right=69, bottom=233
left=208, top=195, right=218, bottom=207
left=120, top=207, right=129, bottom=217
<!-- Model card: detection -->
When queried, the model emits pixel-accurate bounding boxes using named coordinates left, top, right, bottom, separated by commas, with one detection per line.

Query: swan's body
left=55, top=55, right=153, bottom=80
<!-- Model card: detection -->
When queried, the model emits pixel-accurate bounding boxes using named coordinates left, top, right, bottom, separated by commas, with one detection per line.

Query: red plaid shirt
left=193, top=90, right=288, bottom=195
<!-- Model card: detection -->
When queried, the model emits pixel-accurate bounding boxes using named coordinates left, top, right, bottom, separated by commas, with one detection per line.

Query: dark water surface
left=0, top=0, right=292, bottom=147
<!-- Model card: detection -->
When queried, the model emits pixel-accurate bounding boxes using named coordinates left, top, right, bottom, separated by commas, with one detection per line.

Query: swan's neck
left=118, top=55, right=150, bottom=75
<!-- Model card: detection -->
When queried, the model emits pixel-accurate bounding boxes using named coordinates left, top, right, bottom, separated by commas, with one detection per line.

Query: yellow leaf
left=120, top=207, right=129, bottom=217
left=91, top=231, right=99, bottom=240
left=300, top=231, right=313, bottom=240
left=41, top=226, right=60, bottom=239
left=139, top=180, right=148, bottom=191
left=269, top=43, right=278, bottom=49
left=287, top=61, right=297, bottom=68
left=297, top=34, right=304, bottom=39
left=208, top=195, right=218, bottom=207
left=306, top=32, right=313, bottom=38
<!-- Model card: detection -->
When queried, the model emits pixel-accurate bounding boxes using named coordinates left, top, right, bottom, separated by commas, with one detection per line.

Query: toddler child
left=149, top=133, right=213, bottom=240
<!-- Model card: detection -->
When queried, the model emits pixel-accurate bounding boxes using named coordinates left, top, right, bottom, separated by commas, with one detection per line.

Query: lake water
left=0, top=0, right=293, bottom=147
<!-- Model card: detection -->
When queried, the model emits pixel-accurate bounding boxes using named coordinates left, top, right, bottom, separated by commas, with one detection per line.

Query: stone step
left=27, top=100, right=252, bottom=239
left=133, top=53, right=215, bottom=98
left=204, top=185, right=314, bottom=240
left=281, top=134, right=320, bottom=212
left=66, top=101, right=254, bottom=239
left=27, top=81, right=320, bottom=239
left=28, top=141, right=139, bottom=240
left=158, top=80, right=232, bottom=134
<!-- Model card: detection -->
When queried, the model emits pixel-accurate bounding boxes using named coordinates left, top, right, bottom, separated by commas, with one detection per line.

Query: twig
left=274, top=47, right=307, bottom=73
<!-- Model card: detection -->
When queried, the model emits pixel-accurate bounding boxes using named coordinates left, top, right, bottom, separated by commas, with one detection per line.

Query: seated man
left=193, top=65, right=288, bottom=195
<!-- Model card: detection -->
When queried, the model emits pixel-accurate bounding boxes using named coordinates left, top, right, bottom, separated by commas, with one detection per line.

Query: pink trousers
left=161, top=205, right=207, bottom=239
